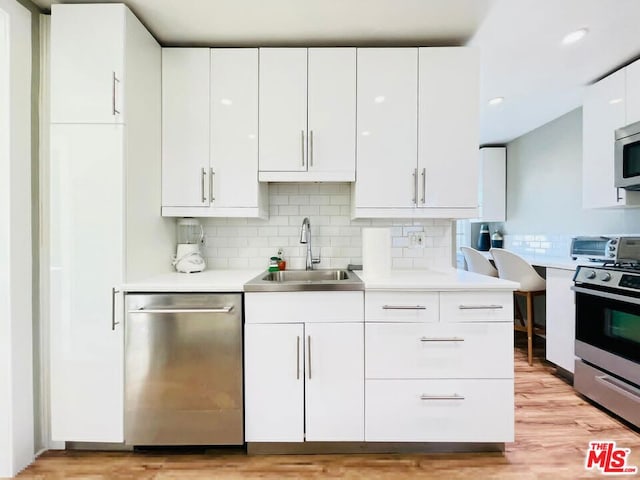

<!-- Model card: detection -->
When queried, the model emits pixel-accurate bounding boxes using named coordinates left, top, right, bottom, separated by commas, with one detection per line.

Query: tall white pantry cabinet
left=49, top=4, right=174, bottom=442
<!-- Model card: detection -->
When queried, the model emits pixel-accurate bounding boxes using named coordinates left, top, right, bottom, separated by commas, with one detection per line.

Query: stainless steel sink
left=244, top=269, right=363, bottom=292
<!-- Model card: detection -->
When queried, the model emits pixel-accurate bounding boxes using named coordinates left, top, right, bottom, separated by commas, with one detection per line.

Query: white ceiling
left=33, top=0, right=640, bottom=145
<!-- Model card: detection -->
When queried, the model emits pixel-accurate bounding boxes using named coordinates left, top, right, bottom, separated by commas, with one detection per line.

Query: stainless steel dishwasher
left=124, top=293, right=243, bottom=445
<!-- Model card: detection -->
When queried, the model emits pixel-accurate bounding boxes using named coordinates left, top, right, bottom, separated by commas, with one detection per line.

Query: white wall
left=0, top=0, right=35, bottom=476
left=201, top=183, right=454, bottom=270
left=505, top=107, right=640, bottom=236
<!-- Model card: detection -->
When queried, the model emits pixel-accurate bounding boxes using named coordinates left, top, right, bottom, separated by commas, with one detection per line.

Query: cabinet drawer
left=440, top=291, right=512, bottom=323
left=365, top=291, right=439, bottom=323
left=365, top=322, right=513, bottom=379
left=245, top=291, right=364, bottom=323
left=365, top=379, right=514, bottom=442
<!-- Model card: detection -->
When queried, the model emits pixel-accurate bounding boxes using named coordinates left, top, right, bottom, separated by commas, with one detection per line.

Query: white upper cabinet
left=306, top=48, right=356, bottom=181
left=210, top=48, right=262, bottom=209
left=355, top=48, right=418, bottom=209
left=419, top=47, right=479, bottom=209
left=259, top=48, right=308, bottom=174
left=626, top=58, right=640, bottom=125
left=259, top=48, right=356, bottom=182
left=583, top=68, right=640, bottom=208
left=474, top=147, right=506, bottom=222
left=161, top=48, right=210, bottom=208
left=161, top=48, right=266, bottom=217
left=354, top=47, right=480, bottom=218
left=51, top=4, right=125, bottom=124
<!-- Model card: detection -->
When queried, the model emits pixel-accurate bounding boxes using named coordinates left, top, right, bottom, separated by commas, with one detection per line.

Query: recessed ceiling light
left=374, top=96, right=385, bottom=103
left=562, top=28, right=589, bottom=45
left=221, top=98, right=233, bottom=106
left=488, top=97, right=504, bottom=106
left=609, top=98, right=623, bottom=105
left=361, top=131, right=371, bottom=136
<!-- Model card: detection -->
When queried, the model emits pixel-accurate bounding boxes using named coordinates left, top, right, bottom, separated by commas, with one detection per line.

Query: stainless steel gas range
left=573, top=264, right=640, bottom=428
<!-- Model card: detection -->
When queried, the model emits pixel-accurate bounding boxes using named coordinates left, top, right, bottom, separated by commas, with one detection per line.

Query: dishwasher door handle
left=128, top=306, right=234, bottom=314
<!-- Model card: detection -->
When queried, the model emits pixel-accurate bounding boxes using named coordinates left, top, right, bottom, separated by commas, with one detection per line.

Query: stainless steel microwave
left=615, top=120, right=640, bottom=190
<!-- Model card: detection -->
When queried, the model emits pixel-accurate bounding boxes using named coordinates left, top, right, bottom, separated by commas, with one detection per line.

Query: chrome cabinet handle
left=617, top=188, right=623, bottom=202
left=458, top=304, right=504, bottom=310
left=210, top=168, right=215, bottom=202
left=307, top=335, right=312, bottom=380
left=382, top=305, right=426, bottom=310
left=200, top=167, right=207, bottom=203
left=420, top=394, right=465, bottom=401
left=296, top=336, right=301, bottom=380
left=412, top=168, right=418, bottom=204
left=112, top=72, right=120, bottom=115
left=111, top=287, right=119, bottom=330
left=421, top=168, right=426, bottom=204
left=420, top=337, right=464, bottom=342
left=309, top=130, right=314, bottom=167
left=128, top=306, right=234, bottom=314
left=301, top=130, right=305, bottom=167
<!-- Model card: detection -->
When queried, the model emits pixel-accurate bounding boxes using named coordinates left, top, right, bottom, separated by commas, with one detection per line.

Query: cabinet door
left=419, top=48, right=479, bottom=208
left=50, top=124, right=124, bottom=442
left=545, top=268, right=576, bottom=373
left=259, top=48, right=308, bottom=172
left=244, top=324, right=304, bottom=442
left=626, top=59, right=640, bottom=125
left=210, top=48, right=259, bottom=208
left=307, top=48, right=356, bottom=180
left=478, top=147, right=506, bottom=222
left=305, top=323, right=364, bottom=441
left=161, top=48, right=210, bottom=207
left=51, top=4, right=125, bottom=124
left=583, top=69, right=631, bottom=208
left=356, top=48, right=418, bottom=208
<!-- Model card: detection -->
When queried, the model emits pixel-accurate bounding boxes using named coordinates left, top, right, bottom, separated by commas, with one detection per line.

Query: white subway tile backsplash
left=200, top=183, right=454, bottom=270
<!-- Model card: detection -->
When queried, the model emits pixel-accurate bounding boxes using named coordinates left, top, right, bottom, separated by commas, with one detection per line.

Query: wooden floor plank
left=17, top=338, right=640, bottom=479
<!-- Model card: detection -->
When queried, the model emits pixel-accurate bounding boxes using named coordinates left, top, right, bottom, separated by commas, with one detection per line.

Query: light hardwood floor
left=17, top=338, right=640, bottom=479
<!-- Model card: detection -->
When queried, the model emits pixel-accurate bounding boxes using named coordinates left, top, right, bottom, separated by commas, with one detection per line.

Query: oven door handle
left=572, top=286, right=640, bottom=306
left=595, top=375, right=640, bottom=403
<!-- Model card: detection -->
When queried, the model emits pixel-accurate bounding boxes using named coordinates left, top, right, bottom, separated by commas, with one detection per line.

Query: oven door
left=573, top=286, right=640, bottom=387
left=615, top=126, right=640, bottom=190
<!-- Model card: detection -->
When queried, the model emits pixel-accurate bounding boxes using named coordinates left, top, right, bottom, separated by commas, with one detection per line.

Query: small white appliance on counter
left=172, top=218, right=206, bottom=273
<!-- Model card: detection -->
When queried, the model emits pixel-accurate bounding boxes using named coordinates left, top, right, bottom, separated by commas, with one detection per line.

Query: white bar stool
left=490, top=248, right=546, bottom=366
left=460, top=246, right=498, bottom=277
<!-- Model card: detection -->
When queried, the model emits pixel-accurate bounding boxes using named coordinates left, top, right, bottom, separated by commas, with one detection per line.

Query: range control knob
left=586, top=270, right=597, bottom=279
left=600, top=272, right=612, bottom=282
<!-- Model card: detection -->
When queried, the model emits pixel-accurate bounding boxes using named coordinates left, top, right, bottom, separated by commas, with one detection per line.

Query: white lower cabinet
left=364, top=290, right=514, bottom=443
left=244, top=289, right=514, bottom=444
left=244, top=324, right=305, bottom=442
left=545, top=268, right=576, bottom=373
left=244, top=292, right=365, bottom=442
left=366, top=379, right=514, bottom=442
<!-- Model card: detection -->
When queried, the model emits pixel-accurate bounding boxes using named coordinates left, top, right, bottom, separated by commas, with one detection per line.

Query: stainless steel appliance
left=615, top=120, right=640, bottom=190
left=570, top=235, right=640, bottom=262
left=124, top=293, right=243, bottom=445
left=573, top=264, right=640, bottom=428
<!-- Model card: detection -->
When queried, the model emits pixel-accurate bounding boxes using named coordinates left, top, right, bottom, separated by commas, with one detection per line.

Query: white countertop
left=478, top=251, right=603, bottom=271
left=121, top=269, right=263, bottom=292
left=357, top=268, right=519, bottom=291
left=122, top=268, right=519, bottom=292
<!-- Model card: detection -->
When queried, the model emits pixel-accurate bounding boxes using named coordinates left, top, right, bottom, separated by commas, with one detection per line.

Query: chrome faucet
left=299, top=217, right=321, bottom=270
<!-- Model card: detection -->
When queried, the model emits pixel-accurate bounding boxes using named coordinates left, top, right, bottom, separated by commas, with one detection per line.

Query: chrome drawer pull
left=458, top=304, right=504, bottom=310
left=128, top=306, right=234, bottom=314
left=382, top=305, right=427, bottom=310
left=420, top=337, right=464, bottom=342
left=420, top=394, right=465, bottom=401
